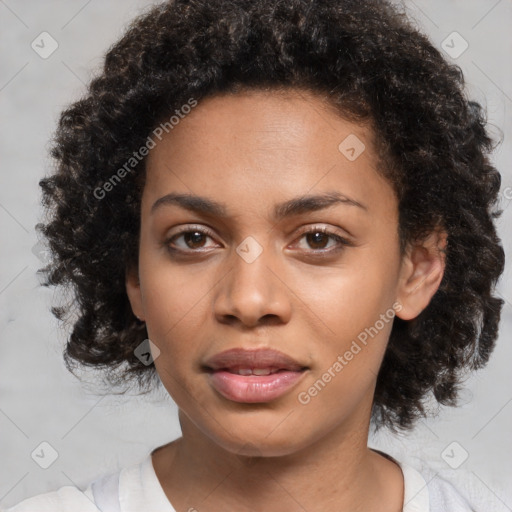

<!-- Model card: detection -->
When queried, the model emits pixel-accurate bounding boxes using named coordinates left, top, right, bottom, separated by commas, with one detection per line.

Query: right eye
left=164, top=225, right=220, bottom=253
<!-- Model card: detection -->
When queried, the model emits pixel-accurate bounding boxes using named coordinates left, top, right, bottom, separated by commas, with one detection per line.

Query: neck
left=152, top=399, right=403, bottom=511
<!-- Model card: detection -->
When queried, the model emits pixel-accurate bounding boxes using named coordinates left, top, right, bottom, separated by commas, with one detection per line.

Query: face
left=127, top=88, right=444, bottom=457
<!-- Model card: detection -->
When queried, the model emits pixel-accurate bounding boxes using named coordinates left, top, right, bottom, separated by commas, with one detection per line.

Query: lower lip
left=208, top=370, right=305, bottom=403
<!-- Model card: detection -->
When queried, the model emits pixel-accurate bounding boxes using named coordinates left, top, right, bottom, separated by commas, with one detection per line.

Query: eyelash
left=164, top=225, right=352, bottom=256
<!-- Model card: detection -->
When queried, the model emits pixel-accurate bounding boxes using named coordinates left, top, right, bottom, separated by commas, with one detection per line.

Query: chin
left=199, top=412, right=317, bottom=459
left=216, top=434, right=309, bottom=459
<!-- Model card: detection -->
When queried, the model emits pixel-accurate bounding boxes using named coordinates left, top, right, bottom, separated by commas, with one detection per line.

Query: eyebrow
left=151, top=191, right=367, bottom=219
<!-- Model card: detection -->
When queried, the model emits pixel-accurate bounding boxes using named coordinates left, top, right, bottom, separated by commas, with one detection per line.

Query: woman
left=6, top=0, right=504, bottom=510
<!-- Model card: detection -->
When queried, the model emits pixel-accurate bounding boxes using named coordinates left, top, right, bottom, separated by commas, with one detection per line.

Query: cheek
left=139, top=256, right=212, bottom=362
left=140, top=264, right=211, bottom=409
left=297, top=255, right=399, bottom=340
left=293, top=247, right=400, bottom=395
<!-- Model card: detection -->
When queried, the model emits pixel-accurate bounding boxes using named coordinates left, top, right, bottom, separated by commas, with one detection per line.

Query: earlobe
left=126, top=265, right=146, bottom=322
left=395, top=230, right=447, bottom=321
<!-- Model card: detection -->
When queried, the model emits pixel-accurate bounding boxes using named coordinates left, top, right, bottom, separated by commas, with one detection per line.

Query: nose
left=213, top=241, right=292, bottom=328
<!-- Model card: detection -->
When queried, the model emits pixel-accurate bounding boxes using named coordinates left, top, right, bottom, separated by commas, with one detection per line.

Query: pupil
left=185, top=231, right=205, bottom=248
left=308, top=232, right=328, bottom=249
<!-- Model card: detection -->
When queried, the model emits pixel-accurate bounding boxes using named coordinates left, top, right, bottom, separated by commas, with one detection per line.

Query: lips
left=203, top=348, right=308, bottom=403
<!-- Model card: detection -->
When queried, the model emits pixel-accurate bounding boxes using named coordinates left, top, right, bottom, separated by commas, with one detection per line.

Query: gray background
left=1, top=0, right=511, bottom=510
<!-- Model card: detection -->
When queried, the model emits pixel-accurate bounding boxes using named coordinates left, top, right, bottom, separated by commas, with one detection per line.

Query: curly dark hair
left=38, top=0, right=505, bottom=431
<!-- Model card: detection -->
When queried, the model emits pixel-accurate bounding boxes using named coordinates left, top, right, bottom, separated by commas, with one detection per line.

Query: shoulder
left=400, top=461, right=475, bottom=512
left=2, top=454, right=174, bottom=512
left=371, top=448, right=475, bottom=512
left=2, top=484, right=99, bottom=512
left=422, top=467, right=475, bottom=512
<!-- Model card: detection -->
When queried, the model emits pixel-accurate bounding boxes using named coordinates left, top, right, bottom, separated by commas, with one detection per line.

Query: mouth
left=203, top=348, right=308, bottom=403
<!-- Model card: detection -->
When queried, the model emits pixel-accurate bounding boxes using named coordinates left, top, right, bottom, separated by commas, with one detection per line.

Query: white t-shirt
left=3, top=451, right=474, bottom=512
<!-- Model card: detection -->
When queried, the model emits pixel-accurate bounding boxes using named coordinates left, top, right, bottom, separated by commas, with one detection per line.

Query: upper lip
left=203, top=348, right=307, bottom=372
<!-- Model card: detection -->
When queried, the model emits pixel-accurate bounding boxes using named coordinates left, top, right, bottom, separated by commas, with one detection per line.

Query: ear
left=126, top=264, right=145, bottom=322
left=395, top=229, right=447, bottom=321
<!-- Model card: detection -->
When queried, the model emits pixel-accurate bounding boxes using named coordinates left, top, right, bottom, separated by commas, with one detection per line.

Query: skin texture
left=126, top=89, right=446, bottom=512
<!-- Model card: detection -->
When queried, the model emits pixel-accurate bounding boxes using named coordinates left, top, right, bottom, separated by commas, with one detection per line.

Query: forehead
left=143, top=88, right=396, bottom=220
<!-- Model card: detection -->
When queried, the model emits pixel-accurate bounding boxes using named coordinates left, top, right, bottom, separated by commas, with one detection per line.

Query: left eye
left=294, top=228, right=350, bottom=252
